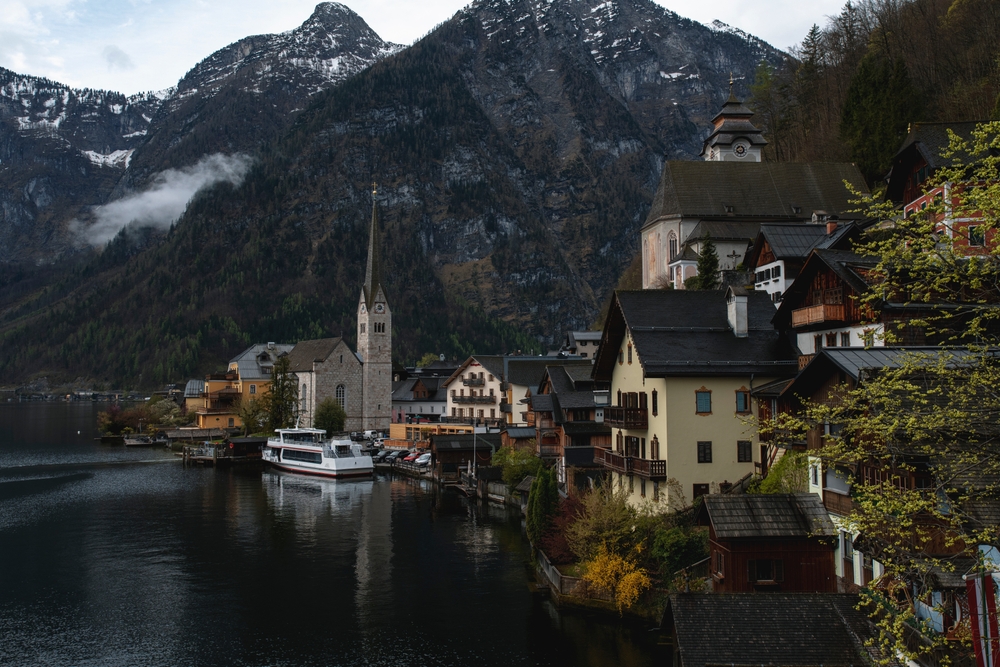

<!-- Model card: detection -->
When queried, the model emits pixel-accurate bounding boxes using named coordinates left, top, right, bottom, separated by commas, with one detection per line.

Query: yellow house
left=592, top=288, right=798, bottom=508
left=191, top=342, right=294, bottom=430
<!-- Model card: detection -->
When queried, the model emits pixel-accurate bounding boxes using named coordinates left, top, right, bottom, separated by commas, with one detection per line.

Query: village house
left=696, top=493, right=837, bottom=593
left=442, top=355, right=506, bottom=426
left=189, top=342, right=294, bottom=430
left=560, top=330, right=602, bottom=359
left=390, top=359, right=458, bottom=423
left=746, top=220, right=864, bottom=306
left=592, top=288, right=798, bottom=507
left=530, top=363, right=611, bottom=491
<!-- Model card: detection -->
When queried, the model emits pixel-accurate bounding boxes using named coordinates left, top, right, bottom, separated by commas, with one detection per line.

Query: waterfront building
left=592, top=288, right=798, bottom=508
left=190, top=342, right=294, bottom=429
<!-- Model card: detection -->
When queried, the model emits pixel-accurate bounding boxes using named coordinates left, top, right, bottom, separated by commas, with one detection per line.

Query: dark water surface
left=0, top=403, right=663, bottom=666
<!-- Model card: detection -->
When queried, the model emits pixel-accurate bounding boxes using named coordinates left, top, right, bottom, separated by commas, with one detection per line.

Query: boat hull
left=265, top=460, right=373, bottom=478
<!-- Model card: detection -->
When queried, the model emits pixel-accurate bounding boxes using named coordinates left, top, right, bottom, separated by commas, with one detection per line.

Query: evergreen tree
left=265, top=355, right=299, bottom=432
left=840, top=53, right=922, bottom=183
left=314, top=396, right=346, bottom=435
left=686, top=234, right=720, bottom=290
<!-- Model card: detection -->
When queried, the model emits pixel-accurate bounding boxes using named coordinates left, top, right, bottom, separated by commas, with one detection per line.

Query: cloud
left=75, top=153, right=252, bottom=246
left=101, top=44, right=134, bottom=71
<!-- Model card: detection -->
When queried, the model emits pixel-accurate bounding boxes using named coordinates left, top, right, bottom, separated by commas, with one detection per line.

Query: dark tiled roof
left=286, top=338, right=344, bottom=372
left=594, top=290, right=798, bottom=380
left=429, top=433, right=501, bottom=451
left=504, top=427, right=536, bottom=439
left=699, top=493, right=837, bottom=539
left=507, top=358, right=590, bottom=388
left=644, top=161, right=869, bottom=226
left=686, top=219, right=764, bottom=243
left=666, top=593, right=888, bottom=667
left=531, top=394, right=554, bottom=413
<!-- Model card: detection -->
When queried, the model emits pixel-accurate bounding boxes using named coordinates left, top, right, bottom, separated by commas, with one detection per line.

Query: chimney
left=826, top=220, right=838, bottom=235
left=726, top=287, right=748, bottom=338
left=267, top=342, right=275, bottom=350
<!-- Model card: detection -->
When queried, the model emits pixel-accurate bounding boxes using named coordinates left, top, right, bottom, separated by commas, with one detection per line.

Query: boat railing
left=323, top=444, right=361, bottom=459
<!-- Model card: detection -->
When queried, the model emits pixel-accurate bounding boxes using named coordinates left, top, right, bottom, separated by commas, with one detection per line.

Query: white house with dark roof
left=593, top=288, right=798, bottom=508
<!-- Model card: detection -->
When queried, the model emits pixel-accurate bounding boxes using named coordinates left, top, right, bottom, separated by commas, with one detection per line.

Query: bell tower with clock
left=700, top=74, right=767, bottom=162
left=357, top=184, right=392, bottom=432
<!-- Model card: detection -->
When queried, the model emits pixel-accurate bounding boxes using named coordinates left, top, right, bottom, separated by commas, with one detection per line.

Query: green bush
left=314, top=397, right=346, bottom=435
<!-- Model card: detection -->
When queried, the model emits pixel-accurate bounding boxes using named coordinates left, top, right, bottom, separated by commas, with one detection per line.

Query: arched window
left=668, top=231, right=678, bottom=260
left=336, top=385, right=346, bottom=408
left=301, top=384, right=308, bottom=411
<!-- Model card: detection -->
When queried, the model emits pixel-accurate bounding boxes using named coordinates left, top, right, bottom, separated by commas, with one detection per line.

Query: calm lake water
left=0, top=402, right=664, bottom=666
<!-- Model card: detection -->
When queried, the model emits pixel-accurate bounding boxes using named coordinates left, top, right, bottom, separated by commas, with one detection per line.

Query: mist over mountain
left=0, top=0, right=787, bottom=386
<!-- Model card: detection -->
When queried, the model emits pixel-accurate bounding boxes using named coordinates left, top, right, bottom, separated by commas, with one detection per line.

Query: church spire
left=363, top=182, right=382, bottom=309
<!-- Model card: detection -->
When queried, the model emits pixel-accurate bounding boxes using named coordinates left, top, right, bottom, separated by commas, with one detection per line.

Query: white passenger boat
left=262, top=428, right=373, bottom=478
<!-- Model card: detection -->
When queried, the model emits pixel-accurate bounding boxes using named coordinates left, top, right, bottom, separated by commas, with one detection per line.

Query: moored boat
left=262, top=428, right=373, bottom=478
left=123, top=435, right=155, bottom=447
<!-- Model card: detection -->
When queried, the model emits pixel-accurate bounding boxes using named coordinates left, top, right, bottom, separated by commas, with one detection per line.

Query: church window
left=340, top=355, right=343, bottom=363
left=668, top=232, right=678, bottom=260
left=336, top=385, right=346, bottom=408
left=360, top=324, right=366, bottom=334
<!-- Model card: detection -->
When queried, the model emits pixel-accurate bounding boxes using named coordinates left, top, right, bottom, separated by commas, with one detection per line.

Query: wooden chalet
left=428, top=432, right=499, bottom=483
left=696, top=493, right=837, bottom=593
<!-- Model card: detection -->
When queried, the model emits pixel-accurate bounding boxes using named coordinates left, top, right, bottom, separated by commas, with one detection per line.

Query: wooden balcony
left=462, top=377, right=485, bottom=387
left=604, top=407, right=648, bottom=429
left=538, top=444, right=562, bottom=458
left=630, top=457, right=667, bottom=480
left=452, top=395, right=497, bottom=405
left=823, top=489, right=853, bottom=516
left=791, top=304, right=846, bottom=327
left=593, top=449, right=666, bottom=479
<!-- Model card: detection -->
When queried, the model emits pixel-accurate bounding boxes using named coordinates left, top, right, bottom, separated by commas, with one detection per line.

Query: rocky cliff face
left=0, top=70, right=163, bottom=262
left=0, top=0, right=788, bottom=385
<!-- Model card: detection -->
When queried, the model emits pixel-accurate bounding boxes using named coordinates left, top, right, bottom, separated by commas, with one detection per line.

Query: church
left=640, top=82, right=868, bottom=290
left=288, top=187, right=392, bottom=433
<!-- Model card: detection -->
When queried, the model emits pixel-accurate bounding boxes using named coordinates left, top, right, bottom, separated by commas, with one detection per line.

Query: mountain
left=117, top=2, right=402, bottom=193
left=0, top=0, right=788, bottom=386
left=0, top=2, right=400, bottom=266
left=0, top=69, right=163, bottom=263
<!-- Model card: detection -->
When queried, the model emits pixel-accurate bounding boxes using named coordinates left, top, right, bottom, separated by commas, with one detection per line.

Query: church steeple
left=363, top=183, right=383, bottom=310
left=700, top=76, right=767, bottom=162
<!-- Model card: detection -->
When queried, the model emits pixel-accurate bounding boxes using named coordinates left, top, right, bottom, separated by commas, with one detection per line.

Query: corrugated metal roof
left=184, top=379, right=203, bottom=398
left=504, top=427, right=536, bottom=439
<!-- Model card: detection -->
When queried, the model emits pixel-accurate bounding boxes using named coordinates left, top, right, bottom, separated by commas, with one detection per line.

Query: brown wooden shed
left=697, top=493, right=837, bottom=593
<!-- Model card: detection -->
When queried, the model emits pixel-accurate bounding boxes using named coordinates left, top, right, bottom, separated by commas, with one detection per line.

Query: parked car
left=403, top=451, right=422, bottom=462
left=386, top=450, right=410, bottom=462
left=373, top=450, right=392, bottom=463
left=414, top=452, right=432, bottom=467
left=372, top=438, right=385, bottom=449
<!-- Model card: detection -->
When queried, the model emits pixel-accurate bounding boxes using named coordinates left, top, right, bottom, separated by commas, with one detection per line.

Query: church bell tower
left=700, top=75, right=767, bottom=162
left=357, top=184, right=392, bottom=432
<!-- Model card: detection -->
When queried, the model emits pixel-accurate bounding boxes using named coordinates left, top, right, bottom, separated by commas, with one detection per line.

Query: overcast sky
left=0, top=0, right=847, bottom=95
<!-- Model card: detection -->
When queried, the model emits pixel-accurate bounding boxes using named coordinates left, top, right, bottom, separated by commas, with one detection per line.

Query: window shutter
left=775, top=560, right=784, bottom=582
left=747, top=560, right=757, bottom=583
left=639, top=392, right=648, bottom=409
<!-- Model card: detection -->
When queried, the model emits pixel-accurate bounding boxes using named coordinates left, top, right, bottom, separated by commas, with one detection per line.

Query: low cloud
left=75, top=153, right=252, bottom=246
left=101, top=44, right=134, bottom=71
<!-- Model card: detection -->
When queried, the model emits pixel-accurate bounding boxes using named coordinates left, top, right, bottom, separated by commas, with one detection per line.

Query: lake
left=0, top=402, right=664, bottom=666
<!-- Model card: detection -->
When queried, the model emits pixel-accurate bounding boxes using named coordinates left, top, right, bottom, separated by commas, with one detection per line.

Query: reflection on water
left=0, top=405, right=663, bottom=666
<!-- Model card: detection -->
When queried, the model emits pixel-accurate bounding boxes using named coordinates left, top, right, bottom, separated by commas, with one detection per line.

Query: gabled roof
left=782, top=346, right=987, bottom=401
left=593, top=290, right=798, bottom=382
left=286, top=337, right=345, bottom=372
left=665, top=593, right=891, bottom=667
left=644, top=161, right=869, bottom=227
left=543, top=365, right=598, bottom=410
left=442, top=355, right=506, bottom=388
left=685, top=219, right=764, bottom=244
left=229, top=343, right=295, bottom=381
left=772, top=249, right=878, bottom=328
left=506, top=358, right=590, bottom=388
left=885, top=121, right=986, bottom=204
left=748, top=223, right=837, bottom=266
left=504, top=427, right=536, bottom=439
left=698, top=493, right=836, bottom=539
